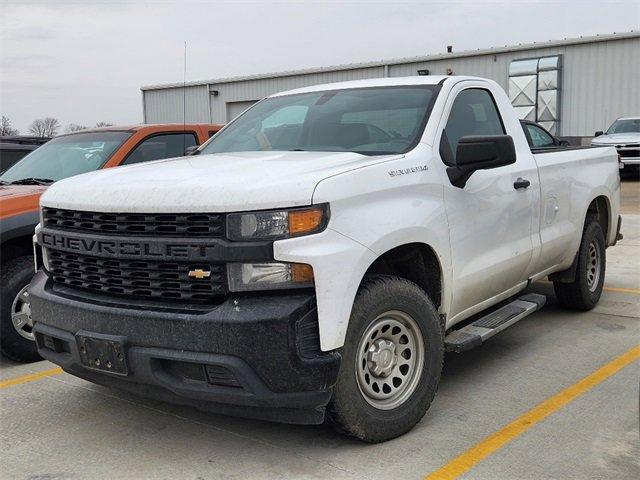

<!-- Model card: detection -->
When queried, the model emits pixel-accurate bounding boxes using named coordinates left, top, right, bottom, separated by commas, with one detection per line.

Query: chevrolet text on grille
left=39, top=232, right=212, bottom=258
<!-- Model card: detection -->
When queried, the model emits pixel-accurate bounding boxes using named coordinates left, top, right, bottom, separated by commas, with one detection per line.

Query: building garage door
left=226, top=100, right=258, bottom=122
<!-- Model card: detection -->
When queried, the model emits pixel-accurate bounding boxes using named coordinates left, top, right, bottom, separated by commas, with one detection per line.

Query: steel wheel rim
left=11, top=285, right=35, bottom=341
left=586, top=241, right=601, bottom=292
left=355, top=310, right=424, bottom=410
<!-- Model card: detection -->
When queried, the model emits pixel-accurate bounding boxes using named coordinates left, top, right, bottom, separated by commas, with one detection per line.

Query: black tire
left=553, top=218, right=606, bottom=310
left=326, top=275, right=443, bottom=443
left=1, top=255, right=41, bottom=362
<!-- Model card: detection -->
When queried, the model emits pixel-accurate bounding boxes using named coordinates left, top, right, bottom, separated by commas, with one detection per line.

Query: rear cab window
left=525, top=123, right=555, bottom=148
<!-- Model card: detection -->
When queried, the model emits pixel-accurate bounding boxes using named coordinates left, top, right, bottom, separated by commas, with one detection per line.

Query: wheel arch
left=585, top=195, right=611, bottom=244
left=1, top=211, right=39, bottom=261
left=1, top=234, right=33, bottom=262
left=550, top=193, right=612, bottom=284
left=362, top=242, right=443, bottom=310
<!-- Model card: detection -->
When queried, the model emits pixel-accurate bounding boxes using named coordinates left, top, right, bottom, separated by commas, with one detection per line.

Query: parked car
left=0, top=123, right=222, bottom=362
left=30, top=77, right=620, bottom=442
left=591, top=117, right=640, bottom=175
left=0, top=136, right=50, bottom=172
left=519, top=120, right=570, bottom=149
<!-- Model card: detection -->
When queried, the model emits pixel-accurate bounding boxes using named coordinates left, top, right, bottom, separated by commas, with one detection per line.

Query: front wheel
left=553, top=218, right=606, bottom=310
left=1, top=255, right=41, bottom=363
left=327, top=275, right=443, bottom=442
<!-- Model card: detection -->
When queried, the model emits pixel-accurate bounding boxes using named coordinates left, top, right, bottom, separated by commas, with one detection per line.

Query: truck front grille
left=48, top=250, right=227, bottom=304
left=617, top=148, right=639, bottom=158
left=42, top=207, right=225, bottom=237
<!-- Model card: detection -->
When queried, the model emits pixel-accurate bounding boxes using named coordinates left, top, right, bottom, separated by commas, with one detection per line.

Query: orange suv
left=0, top=123, right=221, bottom=362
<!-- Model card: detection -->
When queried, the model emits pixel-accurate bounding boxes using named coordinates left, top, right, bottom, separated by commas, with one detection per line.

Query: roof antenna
left=183, top=40, right=187, bottom=155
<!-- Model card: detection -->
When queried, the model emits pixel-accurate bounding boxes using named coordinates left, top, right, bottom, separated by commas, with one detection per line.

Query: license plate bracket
left=76, top=331, right=128, bottom=375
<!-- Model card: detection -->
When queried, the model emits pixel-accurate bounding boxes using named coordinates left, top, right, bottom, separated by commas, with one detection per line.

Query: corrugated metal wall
left=388, top=36, right=640, bottom=136
left=143, top=85, right=210, bottom=124
left=143, top=36, right=639, bottom=136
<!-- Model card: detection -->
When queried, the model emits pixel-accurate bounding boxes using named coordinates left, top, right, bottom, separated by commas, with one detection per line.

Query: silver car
left=591, top=117, right=640, bottom=173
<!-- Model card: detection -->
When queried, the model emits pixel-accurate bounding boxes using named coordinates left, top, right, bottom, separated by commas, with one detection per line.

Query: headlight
left=227, top=262, right=314, bottom=292
left=226, top=204, right=328, bottom=241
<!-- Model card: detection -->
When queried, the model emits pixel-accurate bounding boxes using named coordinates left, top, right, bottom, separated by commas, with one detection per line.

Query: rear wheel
left=327, top=275, right=443, bottom=442
left=553, top=218, right=606, bottom=310
left=1, top=255, right=41, bottom=362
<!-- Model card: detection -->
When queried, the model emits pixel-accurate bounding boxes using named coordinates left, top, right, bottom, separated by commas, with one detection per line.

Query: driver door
left=439, top=83, right=539, bottom=319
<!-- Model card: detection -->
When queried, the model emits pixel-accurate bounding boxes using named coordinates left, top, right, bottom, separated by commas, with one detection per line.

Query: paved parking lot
left=1, top=181, right=638, bottom=480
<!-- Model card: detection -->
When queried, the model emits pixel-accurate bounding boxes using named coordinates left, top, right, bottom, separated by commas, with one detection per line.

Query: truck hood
left=0, top=185, right=47, bottom=219
left=591, top=133, right=640, bottom=145
left=0, top=184, right=47, bottom=199
left=41, top=150, right=401, bottom=212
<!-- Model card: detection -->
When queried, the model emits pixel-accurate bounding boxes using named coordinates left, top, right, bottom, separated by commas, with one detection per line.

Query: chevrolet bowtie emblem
left=188, top=269, right=211, bottom=279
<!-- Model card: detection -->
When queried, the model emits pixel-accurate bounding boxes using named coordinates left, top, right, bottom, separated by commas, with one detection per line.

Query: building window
left=508, top=55, right=561, bottom=134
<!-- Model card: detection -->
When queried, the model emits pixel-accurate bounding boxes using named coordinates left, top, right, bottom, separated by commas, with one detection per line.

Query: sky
left=1, top=0, right=639, bottom=134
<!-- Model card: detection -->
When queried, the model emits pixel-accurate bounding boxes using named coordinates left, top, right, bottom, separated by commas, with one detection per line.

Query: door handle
left=513, top=178, right=531, bottom=190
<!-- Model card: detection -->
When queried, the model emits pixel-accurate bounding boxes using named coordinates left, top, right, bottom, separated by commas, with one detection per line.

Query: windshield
left=200, top=86, right=438, bottom=156
left=606, top=119, right=640, bottom=134
left=0, top=131, right=132, bottom=183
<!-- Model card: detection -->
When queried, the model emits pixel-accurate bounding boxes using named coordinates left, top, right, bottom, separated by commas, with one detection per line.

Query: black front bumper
left=29, top=271, right=341, bottom=424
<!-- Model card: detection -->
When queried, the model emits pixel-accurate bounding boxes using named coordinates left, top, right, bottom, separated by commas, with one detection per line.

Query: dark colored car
left=0, top=136, right=51, bottom=172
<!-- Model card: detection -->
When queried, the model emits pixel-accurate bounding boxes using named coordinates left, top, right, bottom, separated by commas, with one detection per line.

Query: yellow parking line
left=603, top=286, right=640, bottom=295
left=0, top=367, right=63, bottom=389
left=537, top=280, right=640, bottom=295
left=424, top=345, right=640, bottom=480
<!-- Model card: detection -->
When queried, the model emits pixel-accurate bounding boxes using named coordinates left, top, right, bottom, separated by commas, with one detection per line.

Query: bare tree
left=0, top=116, right=19, bottom=136
left=28, top=119, right=46, bottom=137
left=65, top=123, right=89, bottom=133
left=29, top=117, right=60, bottom=137
left=95, top=121, right=113, bottom=127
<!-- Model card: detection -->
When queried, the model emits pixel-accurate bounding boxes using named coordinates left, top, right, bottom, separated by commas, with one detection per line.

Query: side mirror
left=447, top=135, right=516, bottom=188
left=185, top=145, right=200, bottom=156
left=594, top=131, right=604, bottom=137
left=558, top=139, right=570, bottom=147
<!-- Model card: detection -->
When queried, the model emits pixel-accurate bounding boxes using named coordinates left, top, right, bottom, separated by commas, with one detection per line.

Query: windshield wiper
left=10, top=177, right=55, bottom=185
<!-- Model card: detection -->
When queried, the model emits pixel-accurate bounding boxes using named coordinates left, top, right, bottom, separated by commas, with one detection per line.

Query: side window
left=526, top=124, right=555, bottom=148
left=123, top=133, right=197, bottom=165
left=441, top=89, right=505, bottom=164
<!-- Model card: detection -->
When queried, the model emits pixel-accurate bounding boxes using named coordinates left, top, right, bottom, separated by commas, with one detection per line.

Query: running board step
left=444, top=293, right=546, bottom=353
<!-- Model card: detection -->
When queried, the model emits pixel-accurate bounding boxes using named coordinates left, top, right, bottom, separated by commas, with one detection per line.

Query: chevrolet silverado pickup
left=0, top=124, right=222, bottom=362
left=30, top=76, right=621, bottom=442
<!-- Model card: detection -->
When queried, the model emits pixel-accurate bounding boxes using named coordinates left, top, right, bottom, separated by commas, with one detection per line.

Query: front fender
left=0, top=210, right=40, bottom=245
left=277, top=147, right=453, bottom=351
left=274, top=228, right=377, bottom=352
left=363, top=226, right=452, bottom=313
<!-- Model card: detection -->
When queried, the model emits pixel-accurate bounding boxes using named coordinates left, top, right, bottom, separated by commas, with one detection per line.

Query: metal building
left=141, top=31, right=639, bottom=140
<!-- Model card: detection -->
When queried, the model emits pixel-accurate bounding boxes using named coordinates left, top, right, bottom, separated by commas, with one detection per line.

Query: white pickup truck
left=30, top=76, right=621, bottom=442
